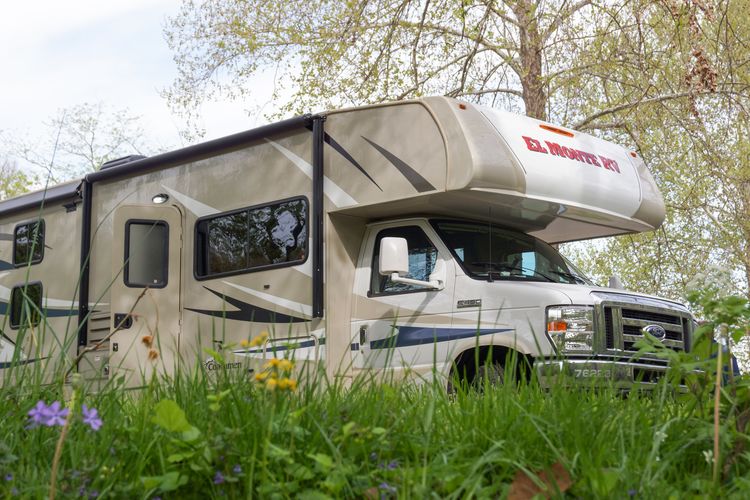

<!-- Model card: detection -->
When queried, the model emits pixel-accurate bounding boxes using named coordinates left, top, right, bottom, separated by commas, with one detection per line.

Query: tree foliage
left=0, top=156, right=36, bottom=201
left=6, top=102, right=152, bottom=182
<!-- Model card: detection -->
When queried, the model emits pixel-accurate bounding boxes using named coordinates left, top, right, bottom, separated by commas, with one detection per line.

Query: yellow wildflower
left=141, top=335, right=153, bottom=347
left=250, top=331, right=269, bottom=347
left=277, top=378, right=290, bottom=390
left=265, top=378, right=278, bottom=391
left=239, top=339, right=250, bottom=348
left=288, top=379, right=298, bottom=391
left=267, top=358, right=281, bottom=368
left=278, top=359, right=294, bottom=372
left=147, top=349, right=159, bottom=361
left=254, top=372, right=268, bottom=382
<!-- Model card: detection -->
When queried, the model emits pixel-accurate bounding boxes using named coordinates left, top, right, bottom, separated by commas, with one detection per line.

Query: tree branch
left=573, top=90, right=734, bottom=129
left=543, top=0, right=593, bottom=43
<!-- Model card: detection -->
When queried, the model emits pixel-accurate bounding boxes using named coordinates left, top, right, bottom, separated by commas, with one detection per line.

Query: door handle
left=114, top=313, right=133, bottom=330
left=359, top=325, right=367, bottom=345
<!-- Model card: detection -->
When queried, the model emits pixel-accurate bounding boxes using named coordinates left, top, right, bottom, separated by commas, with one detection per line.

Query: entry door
left=109, top=205, right=182, bottom=387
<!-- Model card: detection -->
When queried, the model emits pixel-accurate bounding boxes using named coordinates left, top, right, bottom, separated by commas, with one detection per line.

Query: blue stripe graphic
left=0, top=358, right=46, bottom=369
left=233, top=338, right=325, bottom=355
left=369, top=327, right=512, bottom=350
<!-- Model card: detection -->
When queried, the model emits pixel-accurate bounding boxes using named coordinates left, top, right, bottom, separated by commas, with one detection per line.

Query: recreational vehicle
left=0, top=97, right=693, bottom=389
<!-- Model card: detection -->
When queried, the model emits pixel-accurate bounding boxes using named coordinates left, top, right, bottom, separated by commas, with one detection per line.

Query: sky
left=0, top=0, right=279, bottom=161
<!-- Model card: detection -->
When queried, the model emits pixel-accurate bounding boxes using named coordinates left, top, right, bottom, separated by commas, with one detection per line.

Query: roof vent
left=100, top=155, right=147, bottom=170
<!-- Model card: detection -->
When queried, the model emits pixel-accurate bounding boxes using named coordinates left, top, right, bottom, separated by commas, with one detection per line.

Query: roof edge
left=0, top=181, right=82, bottom=218
left=86, top=114, right=315, bottom=184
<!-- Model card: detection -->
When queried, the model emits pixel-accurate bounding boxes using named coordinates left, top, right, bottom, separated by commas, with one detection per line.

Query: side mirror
left=379, top=237, right=409, bottom=276
left=378, top=236, right=444, bottom=290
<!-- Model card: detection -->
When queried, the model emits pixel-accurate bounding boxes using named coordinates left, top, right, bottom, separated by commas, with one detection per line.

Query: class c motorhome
left=0, top=97, right=694, bottom=389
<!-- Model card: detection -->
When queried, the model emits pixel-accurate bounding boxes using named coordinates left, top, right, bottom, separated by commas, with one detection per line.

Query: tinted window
left=13, top=220, right=45, bottom=266
left=10, top=283, right=42, bottom=329
left=195, top=198, right=308, bottom=279
left=370, top=226, right=438, bottom=295
left=125, top=221, right=168, bottom=287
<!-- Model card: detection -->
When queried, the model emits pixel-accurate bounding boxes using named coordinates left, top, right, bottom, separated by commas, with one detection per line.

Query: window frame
left=368, top=225, right=440, bottom=298
left=123, top=219, right=170, bottom=289
left=10, top=281, right=43, bottom=329
left=193, top=195, right=310, bottom=281
left=12, top=219, right=45, bottom=267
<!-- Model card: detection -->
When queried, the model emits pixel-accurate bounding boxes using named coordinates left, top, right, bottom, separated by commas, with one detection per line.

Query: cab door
left=351, top=221, right=455, bottom=378
left=109, top=205, right=182, bottom=387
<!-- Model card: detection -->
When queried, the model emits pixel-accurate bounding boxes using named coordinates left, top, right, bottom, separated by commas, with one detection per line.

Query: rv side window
left=124, top=220, right=169, bottom=288
left=195, top=197, right=308, bottom=279
left=370, top=226, right=438, bottom=295
left=13, top=220, right=45, bottom=266
left=10, top=282, right=42, bottom=329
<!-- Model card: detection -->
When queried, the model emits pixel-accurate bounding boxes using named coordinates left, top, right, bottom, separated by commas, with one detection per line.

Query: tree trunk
left=512, top=0, right=547, bottom=121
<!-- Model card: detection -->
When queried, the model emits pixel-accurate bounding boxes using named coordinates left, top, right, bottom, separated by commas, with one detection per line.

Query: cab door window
left=370, top=226, right=437, bottom=295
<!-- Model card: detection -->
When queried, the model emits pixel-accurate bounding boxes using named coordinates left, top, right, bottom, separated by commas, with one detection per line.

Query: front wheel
left=474, top=362, right=505, bottom=387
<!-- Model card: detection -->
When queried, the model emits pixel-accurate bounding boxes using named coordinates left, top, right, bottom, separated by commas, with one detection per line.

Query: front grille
left=604, top=307, right=615, bottom=349
left=601, top=303, right=691, bottom=354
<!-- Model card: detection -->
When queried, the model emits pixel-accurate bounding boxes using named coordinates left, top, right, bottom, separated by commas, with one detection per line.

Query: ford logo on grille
left=642, top=324, right=667, bottom=339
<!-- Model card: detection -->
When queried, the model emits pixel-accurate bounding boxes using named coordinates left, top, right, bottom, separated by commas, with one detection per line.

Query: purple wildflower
left=379, top=482, right=397, bottom=494
left=213, top=471, right=225, bottom=485
left=27, top=401, right=49, bottom=427
left=369, top=452, right=378, bottom=462
left=89, top=491, right=99, bottom=498
left=387, top=460, right=399, bottom=470
left=81, top=405, right=103, bottom=431
left=44, top=401, right=69, bottom=427
left=628, top=489, right=637, bottom=497
left=28, top=401, right=69, bottom=427
left=10, top=487, right=18, bottom=496
left=232, top=464, right=242, bottom=474
left=4, top=473, right=12, bottom=481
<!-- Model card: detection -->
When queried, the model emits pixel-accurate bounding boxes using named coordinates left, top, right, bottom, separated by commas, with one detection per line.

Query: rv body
left=0, top=97, right=693, bottom=388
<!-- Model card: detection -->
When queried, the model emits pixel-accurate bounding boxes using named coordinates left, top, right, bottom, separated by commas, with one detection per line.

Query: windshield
left=432, top=220, right=592, bottom=285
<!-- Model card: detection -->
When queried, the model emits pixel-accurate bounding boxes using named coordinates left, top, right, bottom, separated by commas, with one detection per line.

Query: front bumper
left=534, top=355, right=676, bottom=389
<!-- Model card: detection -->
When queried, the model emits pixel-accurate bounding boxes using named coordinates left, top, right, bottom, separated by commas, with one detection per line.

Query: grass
left=2, top=361, right=749, bottom=499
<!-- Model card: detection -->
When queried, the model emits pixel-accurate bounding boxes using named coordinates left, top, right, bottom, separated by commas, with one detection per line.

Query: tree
left=565, top=0, right=750, bottom=299
left=164, top=0, right=750, bottom=299
left=0, top=156, right=36, bottom=200
left=7, top=102, right=152, bottom=183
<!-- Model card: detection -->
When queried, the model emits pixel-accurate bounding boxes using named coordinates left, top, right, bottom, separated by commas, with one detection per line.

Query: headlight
left=547, top=306, right=594, bottom=353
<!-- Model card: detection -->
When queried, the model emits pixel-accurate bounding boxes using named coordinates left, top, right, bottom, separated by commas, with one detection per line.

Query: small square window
left=13, top=220, right=45, bottom=266
left=10, top=282, right=42, bottom=329
left=124, top=220, right=169, bottom=288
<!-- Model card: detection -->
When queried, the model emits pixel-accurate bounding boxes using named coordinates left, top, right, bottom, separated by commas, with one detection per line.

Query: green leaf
left=152, top=400, right=192, bottom=433
left=140, top=472, right=188, bottom=492
left=288, top=463, right=315, bottom=481
left=308, top=452, right=334, bottom=472
left=341, top=421, right=356, bottom=437
left=268, top=443, right=292, bottom=461
left=202, top=347, right=225, bottom=364
left=167, top=451, right=195, bottom=463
